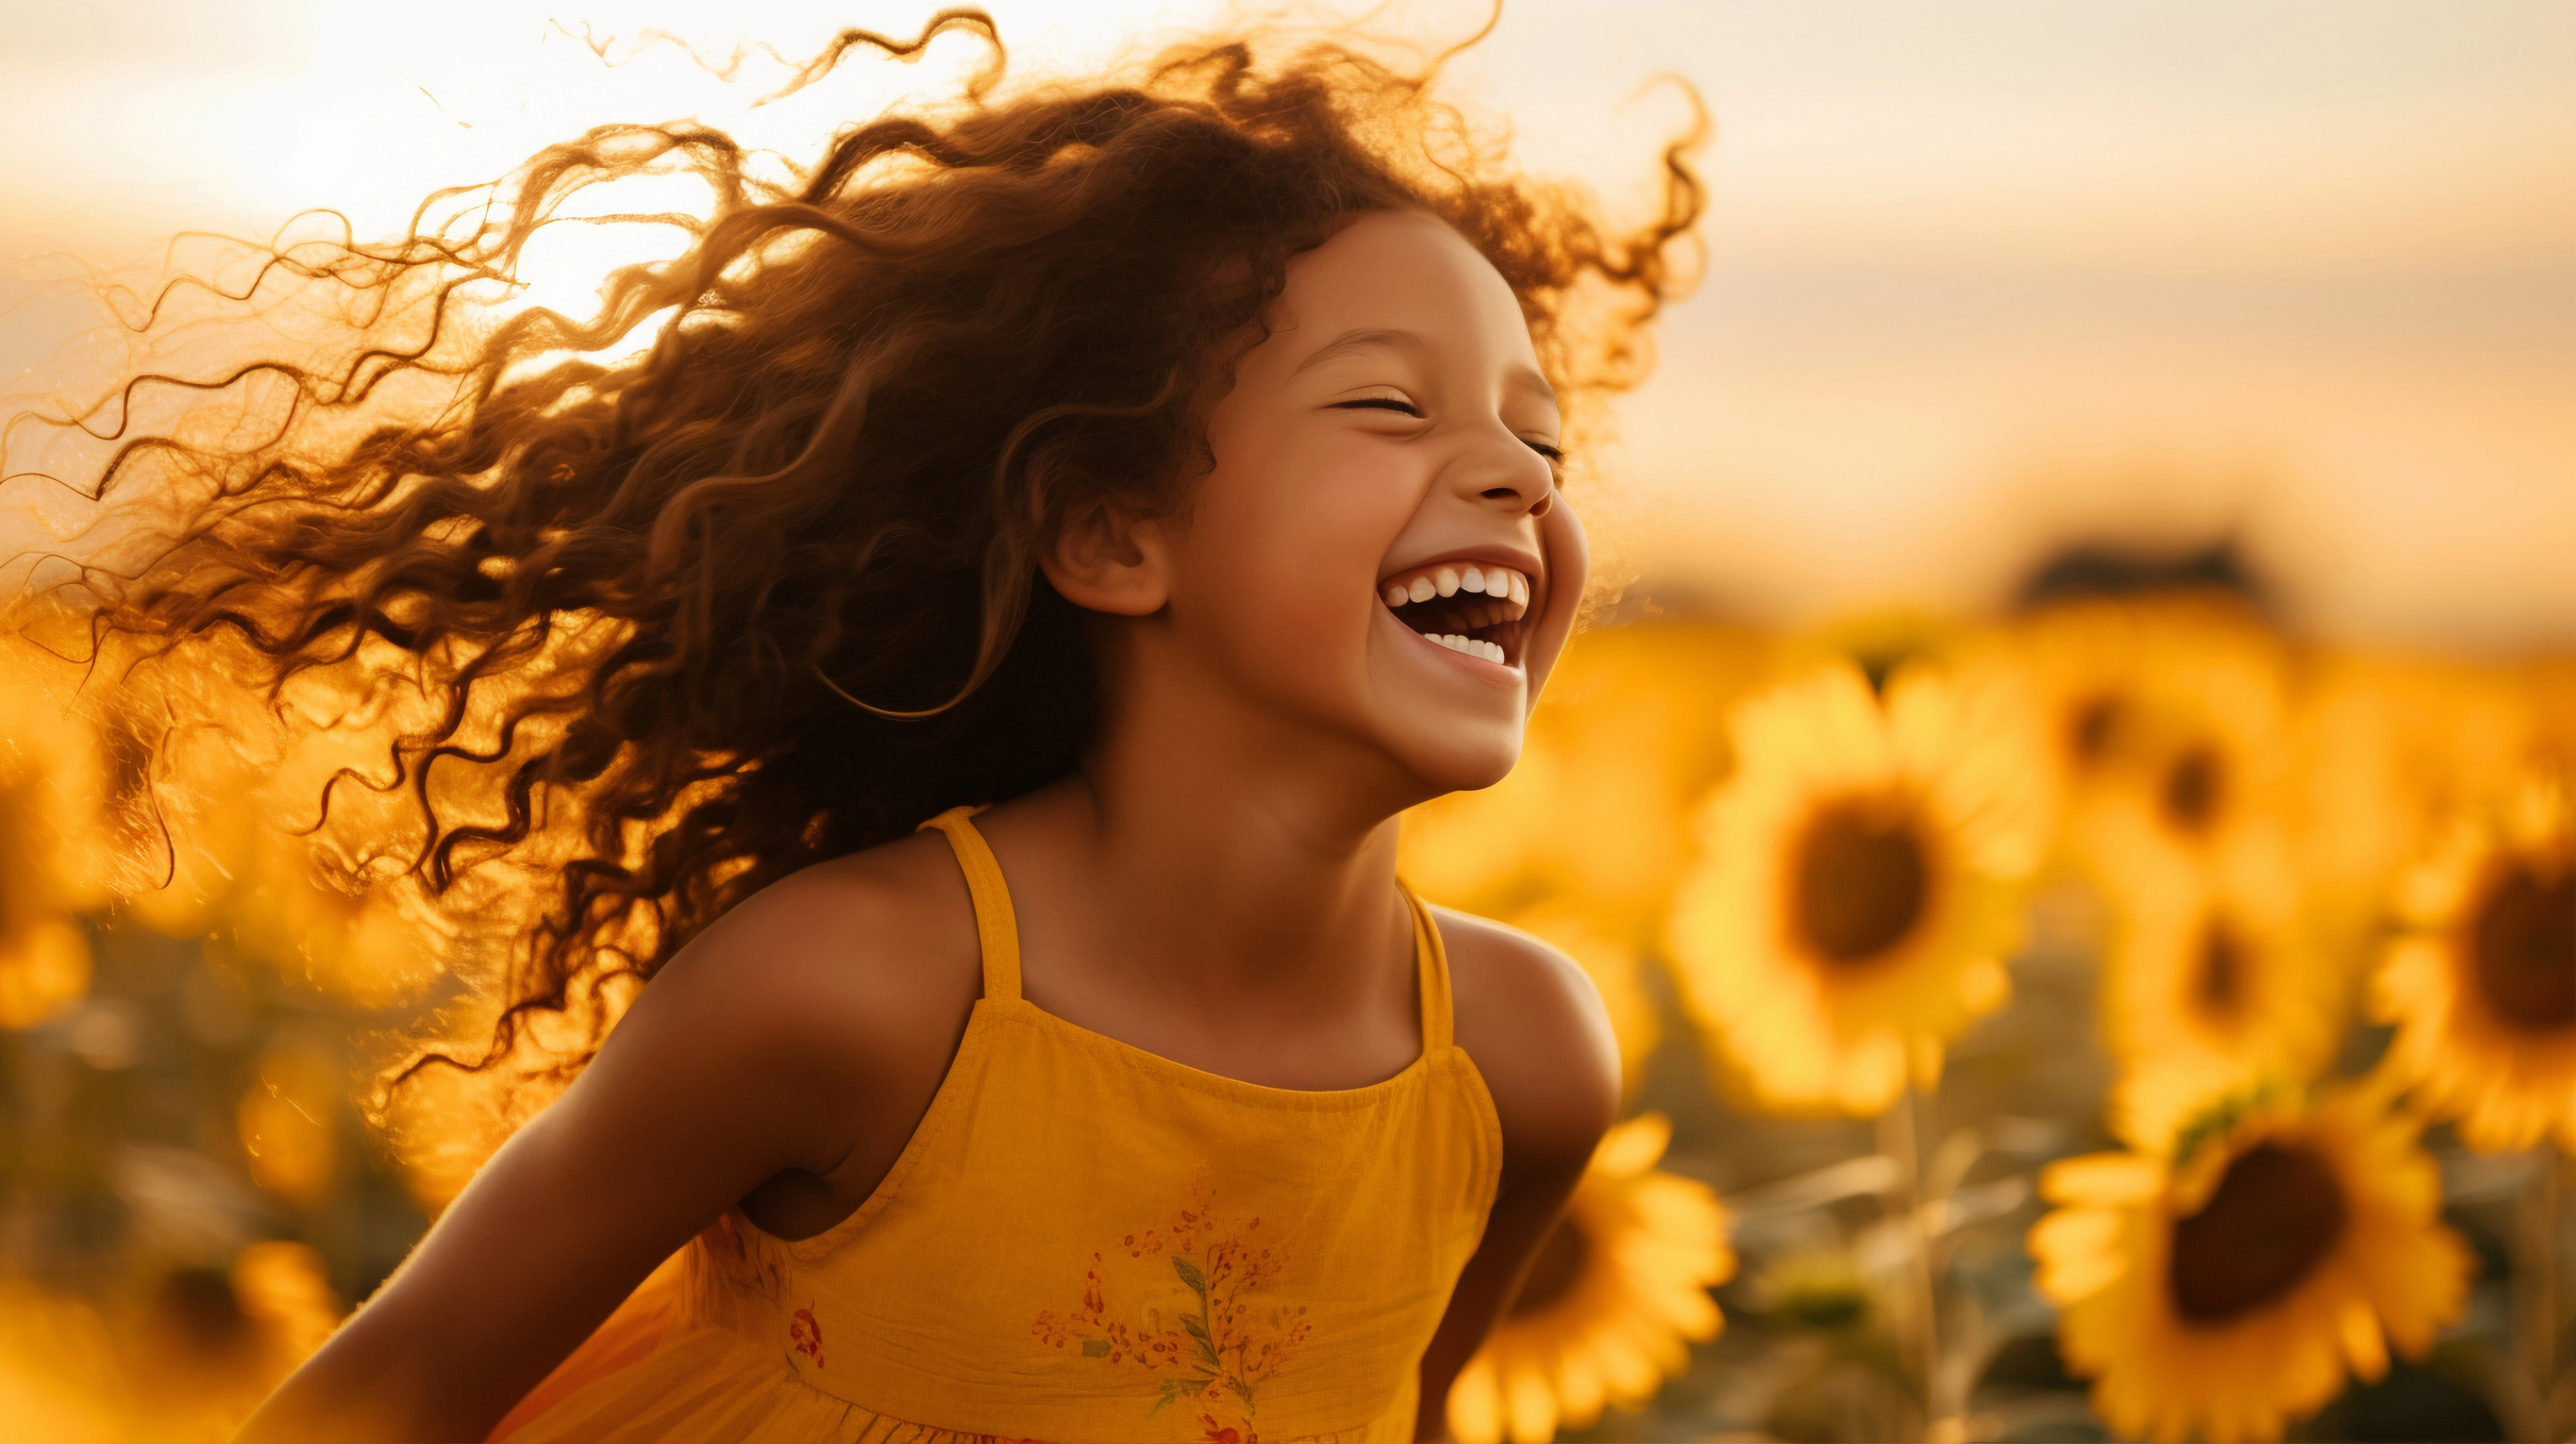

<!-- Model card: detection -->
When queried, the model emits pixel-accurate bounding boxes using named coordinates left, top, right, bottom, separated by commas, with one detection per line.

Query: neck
left=1017, top=643, right=1427, bottom=1010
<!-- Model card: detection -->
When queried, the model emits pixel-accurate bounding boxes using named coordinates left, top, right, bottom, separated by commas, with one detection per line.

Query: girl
left=56, top=11, right=1697, bottom=1441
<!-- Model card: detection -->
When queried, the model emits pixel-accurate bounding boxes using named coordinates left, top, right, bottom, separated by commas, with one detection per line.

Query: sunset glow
left=4, top=0, right=2568, bottom=645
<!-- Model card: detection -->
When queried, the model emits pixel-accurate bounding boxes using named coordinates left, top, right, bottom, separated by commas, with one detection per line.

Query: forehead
left=1261, top=210, right=1541, bottom=373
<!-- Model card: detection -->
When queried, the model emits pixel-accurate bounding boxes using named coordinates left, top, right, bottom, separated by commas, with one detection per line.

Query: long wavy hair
left=10, top=9, right=1700, bottom=1106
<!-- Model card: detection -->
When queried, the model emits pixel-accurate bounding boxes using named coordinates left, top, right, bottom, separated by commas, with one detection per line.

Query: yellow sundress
left=489, top=806, right=1504, bottom=1443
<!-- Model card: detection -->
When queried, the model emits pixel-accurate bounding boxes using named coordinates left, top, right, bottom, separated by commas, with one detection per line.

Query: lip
left=1375, top=545, right=1543, bottom=671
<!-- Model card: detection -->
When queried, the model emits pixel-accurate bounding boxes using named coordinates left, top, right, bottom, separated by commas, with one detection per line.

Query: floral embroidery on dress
left=790, top=1302, right=826, bottom=1369
left=1032, top=1179, right=1312, bottom=1441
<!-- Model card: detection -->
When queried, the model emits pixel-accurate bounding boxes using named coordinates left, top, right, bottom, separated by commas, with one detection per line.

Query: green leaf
left=1171, top=1256, right=1208, bottom=1295
left=1081, top=1337, right=1110, bottom=1358
left=1183, top=1313, right=1220, bottom=1367
left=1151, top=1376, right=1219, bottom=1414
left=2171, top=1077, right=2289, bottom=1169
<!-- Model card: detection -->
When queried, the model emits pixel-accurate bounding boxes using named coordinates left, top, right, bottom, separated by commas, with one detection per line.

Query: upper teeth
left=1379, top=564, right=1531, bottom=613
left=1426, top=633, right=1507, bottom=664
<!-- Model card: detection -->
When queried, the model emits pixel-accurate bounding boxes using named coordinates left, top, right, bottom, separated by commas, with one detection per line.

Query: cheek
left=1186, top=436, right=1421, bottom=644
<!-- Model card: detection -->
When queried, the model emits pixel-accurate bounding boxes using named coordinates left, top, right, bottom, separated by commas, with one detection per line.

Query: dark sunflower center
left=154, top=1267, right=257, bottom=1360
left=2469, top=862, right=2576, bottom=1032
left=2194, top=919, right=2247, bottom=1025
left=2069, top=694, right=2122, bottom=767
left=1794, top=802, right=1930, bottom=965
left=1507, top=1217, right=1590, bottom=1317
left=2162, top=744, right=2225, bottom=835
left=2167, top=1142, right=2347, bottom=1325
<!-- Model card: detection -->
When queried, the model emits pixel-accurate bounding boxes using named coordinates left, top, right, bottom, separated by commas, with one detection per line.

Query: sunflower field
left=4, top=585, right=2575, bottom=1443
left=1409, top=591, right=2576, bottom=1444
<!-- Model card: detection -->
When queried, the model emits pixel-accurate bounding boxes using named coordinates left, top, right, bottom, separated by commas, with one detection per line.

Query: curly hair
left=13, top=9, right=1701, bottom=1095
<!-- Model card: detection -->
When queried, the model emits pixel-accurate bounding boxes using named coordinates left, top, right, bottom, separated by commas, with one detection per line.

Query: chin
left=1390, top=718, right=1525, bottom=797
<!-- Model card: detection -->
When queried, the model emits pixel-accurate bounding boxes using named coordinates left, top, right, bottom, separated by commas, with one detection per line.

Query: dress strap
left=1396, top=881, right=1454, bottom=1052
left=916, top=806, right=1022, bottom=1003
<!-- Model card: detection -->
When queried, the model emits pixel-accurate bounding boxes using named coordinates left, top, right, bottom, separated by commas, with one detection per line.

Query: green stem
left=1878, top=1086, right=1947, bottom=1441
left=2511, top=1145, right=2561, bottom=1443
left=2542, top=1146, right=2563, bottom=1441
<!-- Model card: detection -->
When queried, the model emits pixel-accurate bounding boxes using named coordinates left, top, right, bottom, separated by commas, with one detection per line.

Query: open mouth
left=1379, top=560, right=1533, bottom=667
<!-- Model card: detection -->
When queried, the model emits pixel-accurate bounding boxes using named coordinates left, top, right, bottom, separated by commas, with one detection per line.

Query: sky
left=1, top=0, right=2570, bottom=648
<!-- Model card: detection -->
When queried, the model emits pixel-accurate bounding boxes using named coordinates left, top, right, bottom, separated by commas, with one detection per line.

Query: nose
left=1447, top=423, right=1555, bottom=519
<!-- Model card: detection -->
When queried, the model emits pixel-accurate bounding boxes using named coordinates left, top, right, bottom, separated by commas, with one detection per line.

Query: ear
left=1039, top=494, right=1173, bottom=618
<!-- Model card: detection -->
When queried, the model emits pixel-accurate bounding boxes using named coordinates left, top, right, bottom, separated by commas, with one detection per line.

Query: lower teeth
left=1426, top=632, right=1505, bottom=664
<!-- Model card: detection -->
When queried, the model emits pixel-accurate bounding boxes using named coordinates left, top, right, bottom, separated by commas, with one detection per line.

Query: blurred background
left=0, top=2, right=2570, bottom=1440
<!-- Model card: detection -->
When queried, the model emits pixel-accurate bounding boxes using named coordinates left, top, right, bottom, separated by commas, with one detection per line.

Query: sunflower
left=2099, top=822, right=2346, bottom=1149
left=1791, top=609, right=1967, bottom=695
left=2010, top=595, right=2292, bottom=874
left=129, top=1241, right=345, bottom=1440
left=0, top=661, right=109, bottom=1029
left=0, top=774, right=93, bottom=1030
left=1446, top=1113, right=1733, bottom=1444
left=2285, top=652, right=2545, bottom=974
left=2126, top=658, right=2288, bottom=855
left=2371, top=772, right=2576, bottom=1152
left=1400, top=622, right=1772, bottom=939
left=2012, top=595, right=2267, bottom=782
left=1666, top=661, right=2050, bottom=1116
left=2028, top=1080, right=2472, bottom=1444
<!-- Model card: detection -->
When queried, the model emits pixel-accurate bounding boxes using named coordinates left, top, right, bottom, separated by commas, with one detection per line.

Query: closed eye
left=1331, top=394, right=1559, bottom=461
left=1331, top=397, right=1424, bottom=418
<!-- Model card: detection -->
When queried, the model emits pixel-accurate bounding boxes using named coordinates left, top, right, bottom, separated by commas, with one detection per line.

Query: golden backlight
left=3, top=0, right=2570, bottom=644
left=0, top=7, right=2569, bottom=1443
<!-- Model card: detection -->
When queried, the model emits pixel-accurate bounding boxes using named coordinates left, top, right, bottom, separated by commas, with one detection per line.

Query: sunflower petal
left=2336, top=1298, right=2390, bottom=1382
left=1446, top=1354, right=1506, bottom=1444
left=1503, top=1359, right=1558, bottom=1444
left=1591, top=1113, right=1671, bottom=1179
left=2039, top=1153, right=2162, bottom=1206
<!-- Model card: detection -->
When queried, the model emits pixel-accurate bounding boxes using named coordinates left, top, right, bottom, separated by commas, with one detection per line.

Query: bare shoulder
left=1432, top=906, right=1620, bottom=1180
left=607, top=828, right=980, bottom=1081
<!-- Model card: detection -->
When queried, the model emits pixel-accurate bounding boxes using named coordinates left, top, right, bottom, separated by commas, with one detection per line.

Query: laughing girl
left=63, top=12, right=1697, bottom=1441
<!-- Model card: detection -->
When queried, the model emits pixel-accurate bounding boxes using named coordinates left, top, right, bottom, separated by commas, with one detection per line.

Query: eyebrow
left=1288, top=326, right=1559, bottom=406
left=1288, top=327, right=1418, bottom=377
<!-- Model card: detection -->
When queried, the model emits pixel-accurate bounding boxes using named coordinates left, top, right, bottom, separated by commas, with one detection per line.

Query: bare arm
left=1412, top=911, right=1622, bottom=1443
left=238, top=841, right=978, bottom=1443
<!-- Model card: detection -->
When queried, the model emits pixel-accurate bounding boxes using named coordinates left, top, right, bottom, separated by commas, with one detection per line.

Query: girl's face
left=1176, top=208, right=1587, bottom=796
